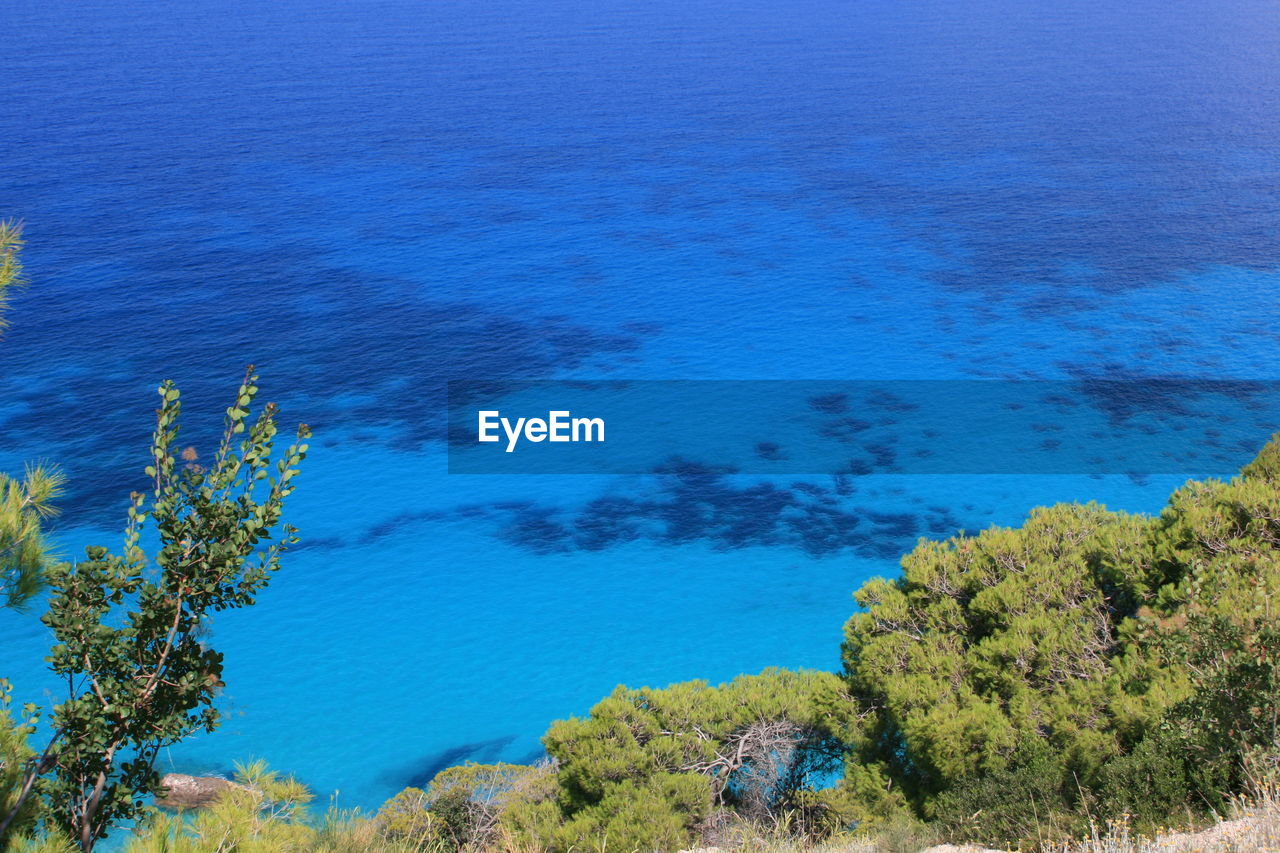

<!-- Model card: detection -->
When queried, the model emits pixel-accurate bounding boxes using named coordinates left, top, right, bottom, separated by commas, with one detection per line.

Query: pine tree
left=0, top=220, right=23, bottom=328
left=0, top=221, right=67, bottom=610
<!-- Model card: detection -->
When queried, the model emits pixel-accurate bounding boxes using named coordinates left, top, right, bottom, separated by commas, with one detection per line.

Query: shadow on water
left=350, top=459, right=979, bottom=560
left=0, top=249, right=649, bottom=527
left=382, top=735, right=518, bottom=789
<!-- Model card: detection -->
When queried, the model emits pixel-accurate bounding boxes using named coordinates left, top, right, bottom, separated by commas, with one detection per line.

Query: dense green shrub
left=496, top=669, right=854, bottom=852
left=376, top=788, right=443, bottom=850
left=377, top=762, right=556, bottom=850
left=1106, top=437, right=1280, bottom=820
left=839, top=434, right=1280, bottom=844
left=1130, top=612, right=1280, bottom=816
left=1094, top=725, right=1196, bottom=830
left=929, top=740, right=1080, bottom=846
left=841, top=503, right=1181, bottom=827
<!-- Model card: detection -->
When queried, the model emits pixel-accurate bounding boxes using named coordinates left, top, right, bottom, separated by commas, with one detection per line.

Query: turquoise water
left=3, top=0, right=1280, bottom=812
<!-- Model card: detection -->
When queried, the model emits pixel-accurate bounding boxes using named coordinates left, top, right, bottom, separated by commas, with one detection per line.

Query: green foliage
left=0, top=465, right=67, bottom=610
left=0, top=222, right=64, bottom=610
left=376, top=763, right=555, bottom=851
left=118, top=760, right=430, bottom=853
left=4, top=831, right=77, bottom=853
left=504, top=669, right=853, bottom=852
left=134, top=763, right=314, bottom=853
left=0, top=219, right=25, bottom=333
left=773, top=787, right=863, bottom=842
left=862, top=811, right=937, bottom=853
left=929, top=740, right=1080, bottom=847
left=1096, top=445, right=1280, bottom=822
left=310, top=806, right=446, bottom=853
left=554, top=772, right=707, bottom=852
left=1, top=681, right=44, bottom=842
left=839, top=433, right=1280, bottom=844
left=0, top=370, right=309, bottom=851
left=1094, top=726, right=1195, bottom=830
left=1148, top=457, right=1280, bottom=619
left=433, top=762, right=550, bottom=849
left=1117, top=610, right=1280, bottom=818
left=377, top=787, right=447, bottom=850
left=841, top=502, right=1178, bottom=820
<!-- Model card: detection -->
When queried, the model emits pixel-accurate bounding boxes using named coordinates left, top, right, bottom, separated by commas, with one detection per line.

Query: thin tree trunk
left=0, top=735, right=58, bottom=842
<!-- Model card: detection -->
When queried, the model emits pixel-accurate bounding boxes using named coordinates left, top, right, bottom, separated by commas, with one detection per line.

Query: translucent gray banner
left=446, top=380, right=1279, bottom=475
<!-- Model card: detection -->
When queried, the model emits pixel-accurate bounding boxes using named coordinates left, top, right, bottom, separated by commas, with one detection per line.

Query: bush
left=500, top=669, right=854, bottom=852
left=1107, top=611, right=1280, bottom=821
left=1095, top=726, right=1196, bottom=830
left=834, top=433, right=1280, bottom=845
left=376, top=787, right=444, bottom=850
left=930, top=741, right=1080, bottom=847
left=841, top=502, right=1181, bottom=822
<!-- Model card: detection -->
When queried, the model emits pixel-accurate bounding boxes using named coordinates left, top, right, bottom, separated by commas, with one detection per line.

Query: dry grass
left=17, top=782, right=1280, bottom=853
left=1039, top=796, right=1280, bottom=853
left=703, top=787, right=1280, bottom=853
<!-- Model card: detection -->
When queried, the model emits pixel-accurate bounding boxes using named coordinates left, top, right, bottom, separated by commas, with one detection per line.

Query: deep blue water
left=3, top=0, right=1280, bottom=815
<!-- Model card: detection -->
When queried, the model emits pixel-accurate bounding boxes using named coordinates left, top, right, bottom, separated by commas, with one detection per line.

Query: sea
left=3, top=0, right=1280, bottom=814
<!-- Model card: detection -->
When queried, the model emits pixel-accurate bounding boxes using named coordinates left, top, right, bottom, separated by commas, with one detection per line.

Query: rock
left=155, top=773, right=247, bottom=809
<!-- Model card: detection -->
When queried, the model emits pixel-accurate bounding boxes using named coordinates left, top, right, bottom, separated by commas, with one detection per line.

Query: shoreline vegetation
left=5, top=231, right=1280, bottom=852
